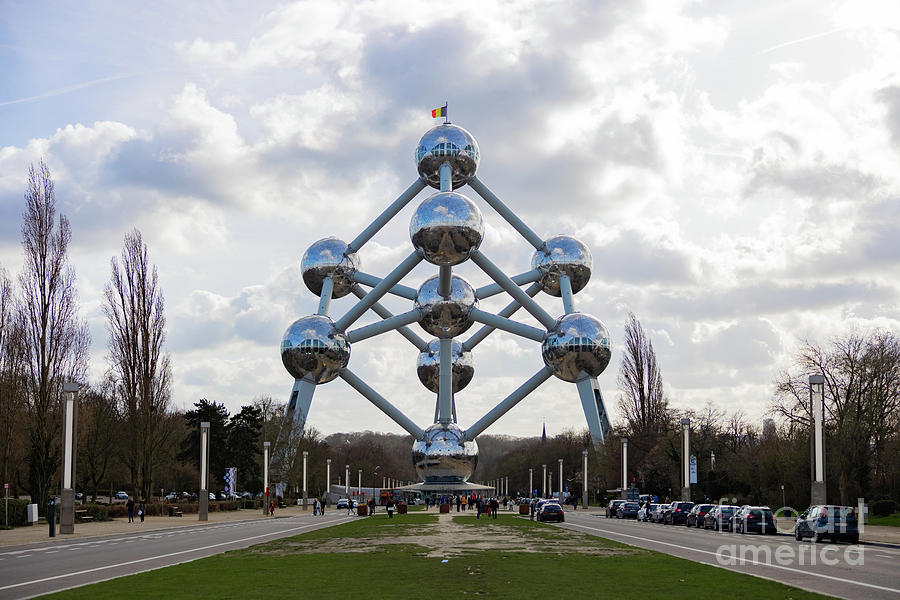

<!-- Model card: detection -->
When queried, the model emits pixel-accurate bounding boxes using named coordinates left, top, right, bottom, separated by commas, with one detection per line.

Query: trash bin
left=398, top=504, right=408, bottom=514
left=439, top=504, right=450, bottom=513
left=357, top=505, right=369, bottom=516
left=169, top=506, right=177, bottom=517
left=519, top=504, right=530, bottom=515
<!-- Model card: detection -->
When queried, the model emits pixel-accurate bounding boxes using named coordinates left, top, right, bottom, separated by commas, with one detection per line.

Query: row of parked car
left=605, top=500, right=860, bottom=544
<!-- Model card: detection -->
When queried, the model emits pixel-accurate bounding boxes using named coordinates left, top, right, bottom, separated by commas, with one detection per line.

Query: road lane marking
left=0, top=518, right=345, bottom=593
left=564, top=517, right=900, bottom=596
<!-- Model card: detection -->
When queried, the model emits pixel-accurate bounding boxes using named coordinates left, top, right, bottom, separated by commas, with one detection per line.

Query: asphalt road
left=560, top=511, right=900, bottom=600
left=0, top=514, right=346, bottom=599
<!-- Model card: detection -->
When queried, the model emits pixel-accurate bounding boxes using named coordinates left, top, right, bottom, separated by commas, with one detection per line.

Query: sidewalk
left=0, top=503, right=324, bottom=548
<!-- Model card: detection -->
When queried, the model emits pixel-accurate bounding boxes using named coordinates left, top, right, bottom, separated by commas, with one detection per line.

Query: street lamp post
left=542, top=464, right=547, bottom=497
left=199, top=422, right=210, bottom=521
left=345, top=464, right=350, bottom=496
left=60, top=382, right=79, bottom=534
left=529, top=468, right=533, bottom=497
left=358, top=469, right=362, bottom=502
left=810, top=374, right=826, bottom=504
left=373, top=466, right=380, bottom=513
left=681, top=418, right=691, bottom=501
left=326, top=458, right=331, bottom=506
left=582, top=449, right=589, bottom=509
left=621, top=437, right=628, bottom=500
left=558, top=459, right=564, bottom=503
left=263, top=441, right=270, bottom=515
left=302, top=451, right=309, bottom=511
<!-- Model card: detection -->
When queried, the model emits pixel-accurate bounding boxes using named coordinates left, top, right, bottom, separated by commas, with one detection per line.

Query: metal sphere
left=531, top=235, right=593, bottom=297
left=280, top=315, right=350, bottom=384
left=415, top=124, right=480, bottom=189
left=416, top=338, right=475, bottom=394
left=415, top=274, right=478, bottom=338
left=541, top=312, right=612, bottom=383
left=410, top=192, right=484, bottom=266
left=301, top=237, right=360, bottom=299
left=412, top=422, right=479, bottom=483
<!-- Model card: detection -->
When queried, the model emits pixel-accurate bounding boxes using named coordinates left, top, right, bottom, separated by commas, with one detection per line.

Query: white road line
left=877, top=554, right=893, bottom=559
left=0, top=518, right=344, bottom=593
left=564, top=519, right=900, bottom=596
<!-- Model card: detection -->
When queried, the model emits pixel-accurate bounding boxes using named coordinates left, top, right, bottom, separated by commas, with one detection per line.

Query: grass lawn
left=44, top=513, right=833, bottom=599
left=869, top=512, right=900, bottom=527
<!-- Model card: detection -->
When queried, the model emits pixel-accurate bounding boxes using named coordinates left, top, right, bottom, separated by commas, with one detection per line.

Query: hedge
left=1, top=499, right=30, bottom=527
left=871, top=499, right=899, bottom=517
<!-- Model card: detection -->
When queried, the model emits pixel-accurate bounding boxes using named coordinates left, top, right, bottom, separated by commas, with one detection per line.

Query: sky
left=1, top=0, right=899, bottom=439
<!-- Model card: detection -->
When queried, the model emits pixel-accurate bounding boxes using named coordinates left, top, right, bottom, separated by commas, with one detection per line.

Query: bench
left=168, top=506, right=183, bottom=517
left=74, top=509, right=93, bottom=522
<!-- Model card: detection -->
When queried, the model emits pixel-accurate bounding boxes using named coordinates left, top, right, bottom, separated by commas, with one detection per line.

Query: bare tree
left=0, top=266, right=29, bottom=495
left=617, top=312, right=670, bottom=437
left=17, top=161, right=90, bottom=509
left=104, top=229, right=172, bottom=501
left=77, top=380, right=119, bottom=502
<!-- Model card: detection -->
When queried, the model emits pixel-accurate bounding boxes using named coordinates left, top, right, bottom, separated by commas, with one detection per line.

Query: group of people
left=125, top=497, right=146, bottom=523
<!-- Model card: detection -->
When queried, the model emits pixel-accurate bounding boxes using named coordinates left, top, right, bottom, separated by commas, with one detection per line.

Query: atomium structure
left=280, top=122, right=612, bottom=491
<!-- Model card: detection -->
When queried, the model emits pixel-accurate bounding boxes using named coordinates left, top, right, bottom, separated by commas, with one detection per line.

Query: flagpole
left=444, top=102, right=449, bottom=124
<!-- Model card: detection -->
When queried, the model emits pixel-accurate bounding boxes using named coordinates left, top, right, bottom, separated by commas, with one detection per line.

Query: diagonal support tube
left=439, top=337, right=453, bottom=424
left=469, top=175, right=545, bottom=251
left=471, top=250, right=557, bottom=330
left=349, top=285, right=428, bottom=351
left=335, top=251, right=423, bottom=332
left=347, top=309, right=422, bottom=344
left=464, top=282, right=542, bottom=351
left=348, top=178, right=427, bottom=253
left=475, top=269, right=542, bottom=299
left=463, top=366, right=553, bottom=440
left=317, top=277, right=334, bottom=316
left=288, top=375, right=317, bottom=431
left=340, top=369, right=425, bottom=439
left=575, top=374, right=611, bottom=448
left=351, top=272, right=418, bottom=301
left=469, top=308, right=546, bottom=342
left=559, top=273, right=575, bottom=314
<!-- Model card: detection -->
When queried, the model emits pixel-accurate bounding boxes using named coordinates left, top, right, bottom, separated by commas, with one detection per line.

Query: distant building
left=541, top=422, right=547, bottom=443
left=762, top=418, right=776, bottom=438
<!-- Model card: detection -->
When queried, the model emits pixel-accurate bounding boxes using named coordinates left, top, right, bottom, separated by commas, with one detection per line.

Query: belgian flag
left=432, top=104, right=447, bottom=118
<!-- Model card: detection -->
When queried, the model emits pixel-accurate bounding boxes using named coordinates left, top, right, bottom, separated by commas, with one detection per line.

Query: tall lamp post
left=558, top=459, right=564, bottom=503
left=542, top=464, right=547, bottom=497
left=681, top=418, right=691, bottom=501
left=358, top=468, right=362, bottom=501
left=529, top=468, right=533, bottom=497
left=582, top=449, right=589, bottom=509
left=810, top=374, right=826, bottom=504
left=621, top=437, right=628, bottom=500
left=60, top=382, right=79, bottom=534
left=345, top=464, right=350, bottom=496
left=263, top=441, right=270, bottom=516
left=302, top=451, right=309, bottom=511
left=326, top=458, right=331, bottom=505
left=199, top=422, right=210, bottom=521
left=373, top=466, right=380, bottom=511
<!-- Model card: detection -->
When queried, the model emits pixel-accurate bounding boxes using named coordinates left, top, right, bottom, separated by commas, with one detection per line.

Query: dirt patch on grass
left=253, top=513, right=641, bottom=559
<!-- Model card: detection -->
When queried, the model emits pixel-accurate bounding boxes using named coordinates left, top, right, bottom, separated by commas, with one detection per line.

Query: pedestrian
left=270, top=500, right=276, bottom=517
left=126, top=497, right=135, bottom=523
left=462, top=495, right=467, bottom=511
left=491, top=497, right=499, bottom=519
left=387, top=498, right=394, bottom=519
left=530, top=499, right=535, bottom=520
left=573, top=496, right=578, bottom=510
left=313, top=499, right=319, bottom=516
left=425, top=497, right=429, bottom=510
left=369, top=498, right=375, bottom=516
left=476, top=497, right=481, bottom=519
left=320, top=498, right=326, bottom=516
left=138, top=500, right=146, bottom=523
left=456, top=495, right=461, bottom=512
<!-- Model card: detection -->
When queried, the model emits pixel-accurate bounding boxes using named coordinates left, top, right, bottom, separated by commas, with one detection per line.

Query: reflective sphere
left=301, top=237, right=360, bottom=299
left=412, top=423, right=479, bottom=483
left=416, top=339, right=475, bottom=394
left=280, top=315, right=350, bottom=384
left=531, top=235, right=593, bottom=297
left=415, top=124, right=480, bottom=189
left=410, top=192, right=484, bottom=266
left=541, top=312, right=612, bottom=383
left=415, top=274, right=478, bottom=338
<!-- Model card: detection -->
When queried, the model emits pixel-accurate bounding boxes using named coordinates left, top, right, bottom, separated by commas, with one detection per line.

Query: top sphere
left=415, top=124, right=480, bottom=189
left=301, top=237, right=360, bottom=299
left=410, top=191, right=484, bottom=266
left=531, top=235, right=593, bottom=297
left=281, top=314, right=350, bottom=384
left=541, top=312, right=612, bottom=383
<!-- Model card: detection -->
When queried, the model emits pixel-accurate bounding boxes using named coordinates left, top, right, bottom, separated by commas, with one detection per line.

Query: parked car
left=165, top=492, right=178, bottom=501
left=704, top=505, right=740, bottom=531
left=795, top=505, right=859, bottom=544
left=735, top=506, right=777, bottom=534
left=209, top=492, right=216, bottom=501
left=606, top=499, right=626, bottom=518
left=114, top=491, right=129, bottom=500
left=666, top=501, right=695, bottom=525
left=537, top=503, right=565, bottom=523
left=639, top=503, right=659, bottom=522
left=617, top=502, right=640, bottom=519
left=336, top=498, right=350, bottom=510
left=650, top=503, right=669, bottom=523
left=686, top=503, right=716, bottom=528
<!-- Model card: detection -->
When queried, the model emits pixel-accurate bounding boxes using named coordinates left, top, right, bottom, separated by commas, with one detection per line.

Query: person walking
left=368, top=498, right=375, bottom=516
left=126, top=497, right=135, bottom=523
left=320, top=497, right=326, bottom=516
left=386, top=498, right=395, bottom=519
left=313, top=499, right=319, bottom=516
left=462, top=495, right=467, bottom=511
left=530, top=499, right=536, bottom=520
left=475, top=497, right=482, bottom=519
left=456, top=495, right=461, bottom=512
left=573, top=496, right=578, bottom=510
left=269, top=500, right=276, bottom=517
left=138, top=500, right=146, bottom=523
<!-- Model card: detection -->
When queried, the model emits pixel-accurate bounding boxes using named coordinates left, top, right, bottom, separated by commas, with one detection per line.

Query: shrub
left=2, top=499, right=31, bottom=527
left=107, top=504, right=128, bottom=518
left=871, top=499, right=899, bottom=517
left=80, top=504, right=110, bottom=522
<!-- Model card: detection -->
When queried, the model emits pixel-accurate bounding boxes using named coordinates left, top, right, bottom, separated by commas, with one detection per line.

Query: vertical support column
left=199, top=422, right=210, bottom=521
left=681, top=418, right=691, bottom=501
left=559, top=273, right=576, bottom=315
left=810, top=374, right=827, bottom=505
left=439, top=162, right=452, bottom=192
left=302, top=451, right=309, bottom=511
left=529, top=468, right=533, bottom=497
left=345, top=465, right=350, bottom=496
left=317, top=277, right=334, bottom=316
left=60, top=382, right=79, bottom=534
left=542, top=464, right=547, bottom=497
left=263, top=441, right=270, bottom=515
left=558, top=459, right=564, bottom=503
left=326, top=459, right=332, bottom=504
left=438, top=337, right=452, bottom=425
left=621, top=438, right=628, bottom=500
left=358, top=469, right=362, bottom=500
left=582, top=449, right=589, bottom=510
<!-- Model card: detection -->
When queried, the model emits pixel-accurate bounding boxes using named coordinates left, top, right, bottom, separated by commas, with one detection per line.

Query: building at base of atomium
left=280, top=120, right=612, bottom=493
